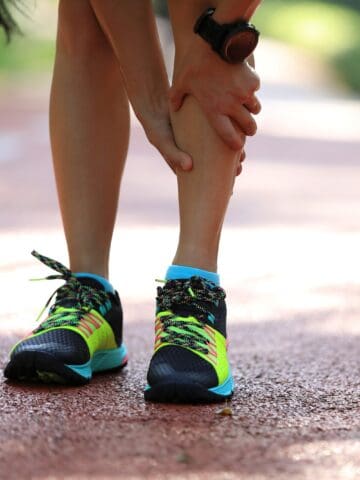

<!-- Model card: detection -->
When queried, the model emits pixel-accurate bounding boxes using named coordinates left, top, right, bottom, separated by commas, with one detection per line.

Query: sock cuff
left=75, top=273, right=115, bottom=293
left=166, top=265, right=220, bottom=286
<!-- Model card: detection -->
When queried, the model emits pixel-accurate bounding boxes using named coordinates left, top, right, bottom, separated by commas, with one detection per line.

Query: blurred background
left=0, top=0, right=359, bottom=336
left=2, top=0, right=360, bottom=91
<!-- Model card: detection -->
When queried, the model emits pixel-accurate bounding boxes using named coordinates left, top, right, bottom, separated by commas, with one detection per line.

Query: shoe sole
left=144, top=373, right=234, bottom=404
left=4, top=344, right=128, bottom=385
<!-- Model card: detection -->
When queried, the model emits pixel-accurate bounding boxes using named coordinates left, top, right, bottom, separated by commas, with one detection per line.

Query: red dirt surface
left=1, top=312, right=360, bottom=480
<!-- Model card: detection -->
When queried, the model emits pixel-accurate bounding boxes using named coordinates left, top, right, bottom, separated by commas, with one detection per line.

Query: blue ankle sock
left=75, top=272, right=115, bottom=293
left=166, top=265, right=220, bottom=286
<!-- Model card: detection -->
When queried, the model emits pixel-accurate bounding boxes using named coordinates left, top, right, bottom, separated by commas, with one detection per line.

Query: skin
left=168, top=0, right=247, bottom=272
left=169, top=0, right=262, bottom=151
left=50, top=1, right=129, bottom=277
left=50, top=0, right=261, bottom=278
left=90, top=0, right=192, bottom=173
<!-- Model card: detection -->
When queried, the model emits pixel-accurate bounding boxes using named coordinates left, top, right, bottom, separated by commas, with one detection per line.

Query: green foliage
left=0, top=29, right=55, bottom=74
left=335, top=46, right=360, bottom=92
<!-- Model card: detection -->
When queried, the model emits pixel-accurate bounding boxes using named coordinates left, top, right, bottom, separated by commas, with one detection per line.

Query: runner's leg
left=168, top=0, right=241, bottom=272
left=144, top=1, right=242, bottom=403
left=50, top=0, right=129, bottom=278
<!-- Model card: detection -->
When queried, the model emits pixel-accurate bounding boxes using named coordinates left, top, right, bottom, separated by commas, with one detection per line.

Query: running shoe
left=4, top=251, right=128, bottom=385
left=145, top=276, right=234, bottom=403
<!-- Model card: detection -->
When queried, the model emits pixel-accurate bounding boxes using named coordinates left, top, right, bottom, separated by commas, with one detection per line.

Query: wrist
left=212, top=9, right=241, bottom=23
left=173, top=34, right=219, bottom=80
left=125, top=63, right=170, bottom=118
left=132, top=89, right=169, bottom=123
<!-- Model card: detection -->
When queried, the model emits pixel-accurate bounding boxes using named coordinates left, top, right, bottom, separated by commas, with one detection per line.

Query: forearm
left=213, top=0, right=262, bottom=22
left=90, top=0, right=168, bottom=118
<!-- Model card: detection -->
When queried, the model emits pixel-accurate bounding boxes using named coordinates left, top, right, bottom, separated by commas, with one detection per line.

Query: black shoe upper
left=11, top=328, right=91, bottom=365
left=10, top=251, right=123, bottom=366
left=147, top=276, right=227, bottom=389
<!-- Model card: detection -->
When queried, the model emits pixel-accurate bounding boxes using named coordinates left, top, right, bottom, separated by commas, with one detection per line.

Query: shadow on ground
left=1, top=311, right=359, bottom=480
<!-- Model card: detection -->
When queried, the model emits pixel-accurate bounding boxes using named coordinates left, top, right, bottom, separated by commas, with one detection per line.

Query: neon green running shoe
left=4, top=251, right=128, bottom=385
left=145, top=276, right=234, bottom=403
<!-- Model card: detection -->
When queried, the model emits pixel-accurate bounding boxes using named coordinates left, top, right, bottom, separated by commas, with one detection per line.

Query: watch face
left=223, top=30, right=259, bottom=64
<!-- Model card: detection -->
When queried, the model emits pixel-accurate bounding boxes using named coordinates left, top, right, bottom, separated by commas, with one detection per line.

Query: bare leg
left=172, top=98, right=238, bottom=273
left=50, top=0, right=129, bottom=278
left=168, top=0, right=241, bottom=273
left=145, top=0, right=240, bottom=403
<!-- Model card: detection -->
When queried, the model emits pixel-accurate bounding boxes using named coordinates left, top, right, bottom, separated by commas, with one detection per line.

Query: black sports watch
left=194, top=8, right=259, bottom=64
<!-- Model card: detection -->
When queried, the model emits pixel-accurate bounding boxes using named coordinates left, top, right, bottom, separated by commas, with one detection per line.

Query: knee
left=56, top=0, right=112, bottom=61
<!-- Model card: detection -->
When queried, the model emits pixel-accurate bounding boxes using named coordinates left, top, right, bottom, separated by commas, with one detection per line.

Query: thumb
left=160, top=136, right=193, bottom=173
left=144, top=115, right=193, bottom=173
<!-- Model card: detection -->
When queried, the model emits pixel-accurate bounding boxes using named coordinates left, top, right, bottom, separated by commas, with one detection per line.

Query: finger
left=247, top=53, right=255, bottom=69
left=146, top=123, right=193, bottom=173
left=235, top=150, right=246, bottom=176
left=244, top=95, right=261, bottom=115
left=242, top=66, right=261, bottom=95
left=208, top=113, right=245, bottom=151
left=156, top=134, right=193, bottom=172
left=230, top=104, right=257, bottom=137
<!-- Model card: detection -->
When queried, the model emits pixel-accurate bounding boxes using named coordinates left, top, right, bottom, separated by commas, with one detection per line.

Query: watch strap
left=194, top=8, right=227, bottom=52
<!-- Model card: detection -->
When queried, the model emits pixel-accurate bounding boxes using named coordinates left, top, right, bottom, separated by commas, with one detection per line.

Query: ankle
left=69, top=257, right=109, bottom=279
left=173, top=251, right=217, bottom=273
left=166, top=265, right=220, bottom=285
left=174, top=240, right=219, bottom=272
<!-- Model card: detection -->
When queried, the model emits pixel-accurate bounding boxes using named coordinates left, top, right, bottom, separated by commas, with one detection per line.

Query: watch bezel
left=221, top=24, right=259, bottom=63
left=194, top=7, right=260, bottom=64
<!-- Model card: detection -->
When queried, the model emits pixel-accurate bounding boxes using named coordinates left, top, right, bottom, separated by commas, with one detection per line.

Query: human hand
left=169, top=37, right=261, bottom=151
left=136, top=102, right=193, bottom=173
left=236, top=149, right=246, bottom=176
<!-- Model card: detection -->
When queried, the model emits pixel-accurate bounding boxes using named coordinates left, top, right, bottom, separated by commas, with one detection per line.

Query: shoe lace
left=30, top=251, right=110, bottom=332
left=156, top=276, right=225, bottom=354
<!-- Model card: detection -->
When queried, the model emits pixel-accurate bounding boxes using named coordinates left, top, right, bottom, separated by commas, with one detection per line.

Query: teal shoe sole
left=66, top=344, right=128, bottom=379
